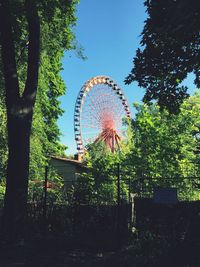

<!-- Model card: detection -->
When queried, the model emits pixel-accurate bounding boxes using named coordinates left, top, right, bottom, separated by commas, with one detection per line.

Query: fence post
left=117, top=162, right=120, bottom=207
left=43, top=165, right=48, bottom=237
left=129, top=177, right=131, bottom=204
left=117, top=162, right=121, bottom=250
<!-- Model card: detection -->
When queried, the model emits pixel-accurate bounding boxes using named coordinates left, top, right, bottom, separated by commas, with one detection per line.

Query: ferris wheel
left=74, top=76, right=131, bottom=155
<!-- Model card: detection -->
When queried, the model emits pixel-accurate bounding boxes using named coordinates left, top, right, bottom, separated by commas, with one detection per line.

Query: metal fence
left=128, top=176, right=200, bottom=201
left=25, top=201, right=132, bottom=249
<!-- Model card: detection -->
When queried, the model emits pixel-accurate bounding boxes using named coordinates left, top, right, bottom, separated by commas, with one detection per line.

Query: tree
left=0, top=0, right=77, bottom=241
left=126, top=94, right=200, bottom=199
left=0, top=45, right=68, bottom=198
left=125, top=0, right=200, bottom=113
left=74, top=139, right=132, bottom=205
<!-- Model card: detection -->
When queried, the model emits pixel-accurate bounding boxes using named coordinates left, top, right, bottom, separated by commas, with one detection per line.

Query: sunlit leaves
left=126, top=94, right=200, bottom=199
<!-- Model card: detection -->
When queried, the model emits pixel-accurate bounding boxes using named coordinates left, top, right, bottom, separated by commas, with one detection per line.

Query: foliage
left=0, top=0, right=78, bottom=197
left=73, top=172, right=95, bottom=205
left=28, top=51, right=68, bottom=183
left=0, top=183, right=6, bottom=200
left=125, top=0, right=200, bottom=113
left=126, top=94, right=200, bottom=200
left=73, top=140, right=130, bottom=205
left=46, top=167, right=65, bottom=204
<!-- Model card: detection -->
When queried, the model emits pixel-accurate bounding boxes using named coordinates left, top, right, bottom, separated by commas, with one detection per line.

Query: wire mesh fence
left=128, top=176, right=200, bottom=201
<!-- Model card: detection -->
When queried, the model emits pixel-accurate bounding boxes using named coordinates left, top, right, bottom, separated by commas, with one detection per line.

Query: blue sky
left=58, top=0, right=196, bottom=155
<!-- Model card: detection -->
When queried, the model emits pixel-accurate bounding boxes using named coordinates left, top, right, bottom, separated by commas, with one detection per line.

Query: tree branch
left=0, top=0, right=20, bottom=108
left=23, top=0, right=40, bottom=105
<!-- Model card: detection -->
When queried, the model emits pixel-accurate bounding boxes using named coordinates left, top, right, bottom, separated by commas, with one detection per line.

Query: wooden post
left=117, top=162, right=121, bottom=250
left=117, top=162, right=120, bottom=207
left=43, top=165, right=48, bottom=237
left=129, top=177, right=131, bottom=204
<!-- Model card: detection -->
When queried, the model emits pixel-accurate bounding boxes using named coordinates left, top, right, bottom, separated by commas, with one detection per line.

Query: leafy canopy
left=125, top=0, right=200, bottom=113
left=0, top=0, right=78, bottom=189
left=125, top=94, right=200, bottom=199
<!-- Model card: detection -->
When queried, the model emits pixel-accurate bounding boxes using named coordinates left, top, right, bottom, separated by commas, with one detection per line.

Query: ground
left=0, top=235, right=200, bottom=267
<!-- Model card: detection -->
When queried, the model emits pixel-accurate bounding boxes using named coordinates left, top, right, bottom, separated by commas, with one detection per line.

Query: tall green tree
left=0, top=0, right=78, bottom=241
left=125, top=0, right=200, bottom=113
left=126, top=94, right=200, bottom=199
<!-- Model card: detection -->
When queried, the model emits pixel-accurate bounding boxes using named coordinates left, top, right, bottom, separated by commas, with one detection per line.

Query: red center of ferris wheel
left=102, top=119, right=115, bottom=130
left=101, top=113, right=116, bottom=130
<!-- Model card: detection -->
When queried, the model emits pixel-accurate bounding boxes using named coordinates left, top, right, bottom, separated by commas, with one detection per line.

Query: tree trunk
left=2, top=110, right=33, bottom=242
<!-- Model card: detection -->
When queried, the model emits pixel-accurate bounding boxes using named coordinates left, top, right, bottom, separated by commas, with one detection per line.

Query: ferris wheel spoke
left=81, top=124, right=100, bottom=129
left=82, top=110, right=101, bottom=125
left=83, top=100, right=102, bottom=122
left=88, top=89, right=113, bottom=112
left=81, top=116, right=98, bottom=124
left=83, top=136, right=98, bottom=144
left=82, top=131, right=99, bottom=135
left=81, top=114, right=100, bottom=125
left=86, top=93, right=105, bottom=119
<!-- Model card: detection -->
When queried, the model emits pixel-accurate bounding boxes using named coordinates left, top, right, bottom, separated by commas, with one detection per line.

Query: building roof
left=50, top=156, right=87, bottom=170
